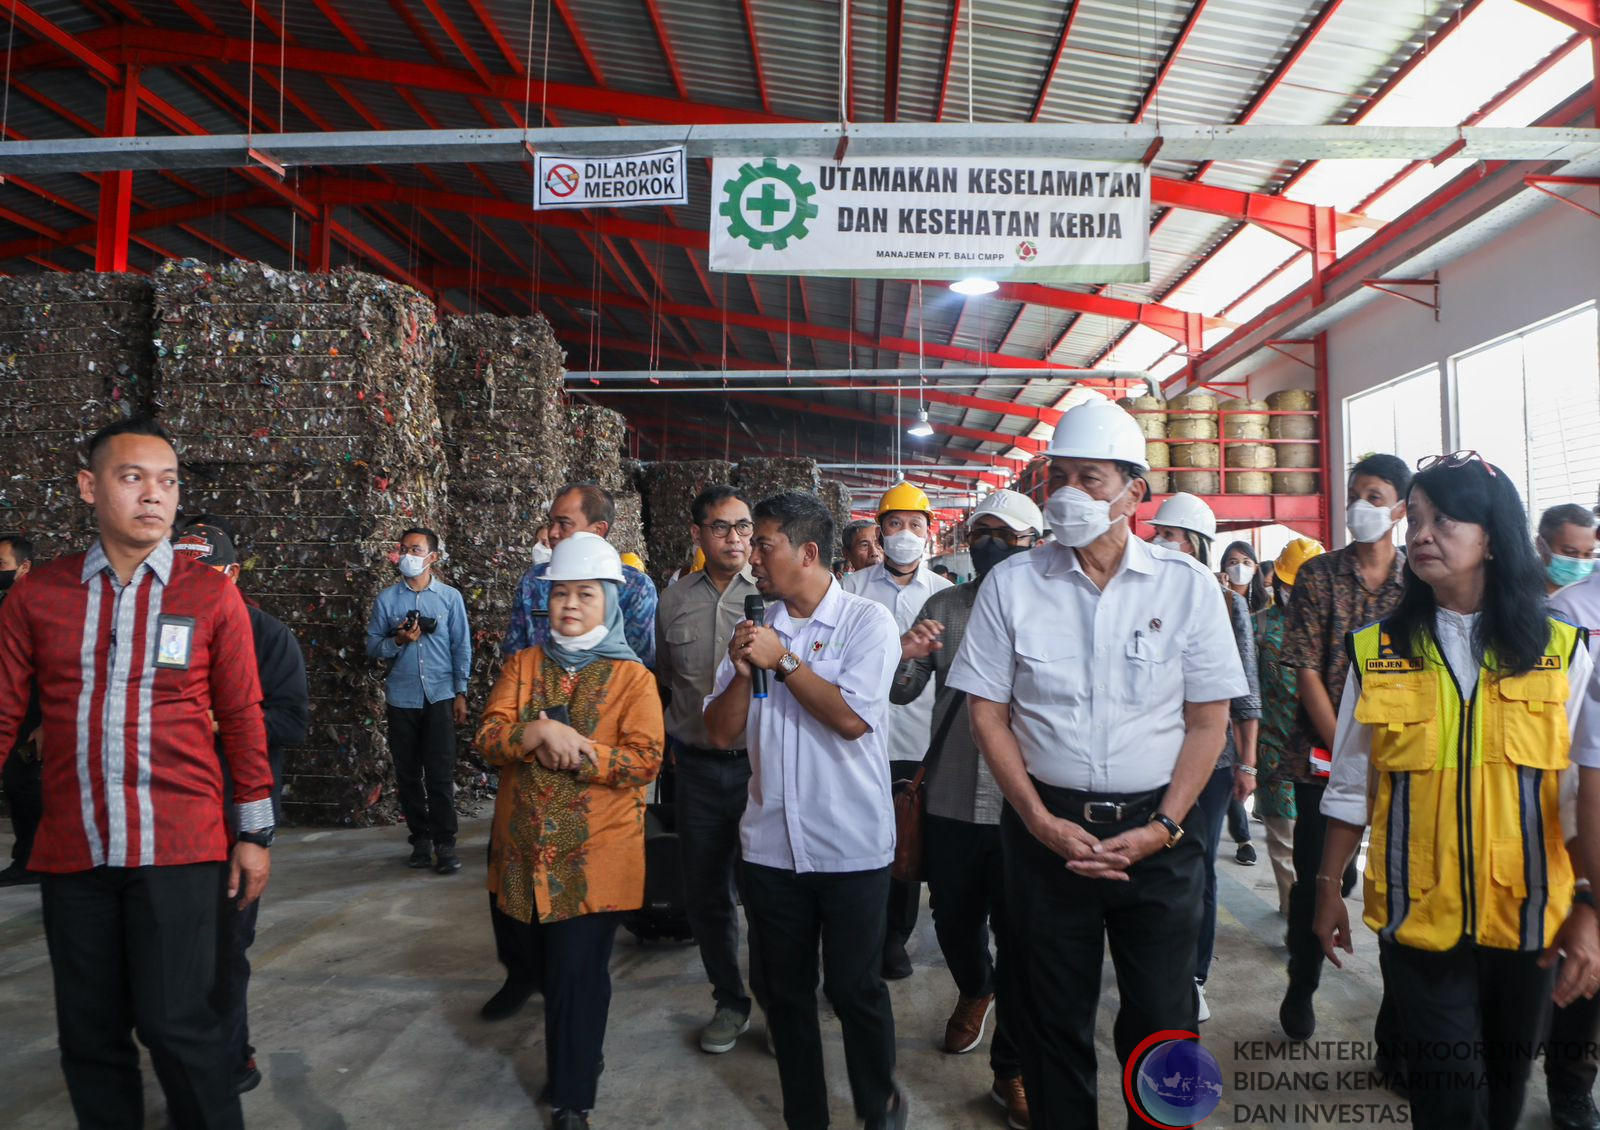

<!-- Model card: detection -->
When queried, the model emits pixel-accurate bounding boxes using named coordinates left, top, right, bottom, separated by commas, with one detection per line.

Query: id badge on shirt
left=153, top=614, right=197, bottom=670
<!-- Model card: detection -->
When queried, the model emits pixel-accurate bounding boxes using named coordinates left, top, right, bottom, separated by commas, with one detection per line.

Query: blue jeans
left=1194, top=765, right=1234, bottom=984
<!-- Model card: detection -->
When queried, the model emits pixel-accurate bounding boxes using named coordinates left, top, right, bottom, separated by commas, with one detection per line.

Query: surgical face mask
left=971, top=538, right=1028, bottom=577
left=398, top=553, right=431, bottom=579
left=1226, top=562, right=1256, bottom=587
left=1346, top=499, right=1399, bottom=544
left=553, top=621, right=608, bottom=651
left=531, top=542, right=553, bottom=566
left=882, top=530, right=927, bottom=566
left=0, top=569, right=16, bottom=592
left=1045, top=482, right=1132, bottom=549
left=1153, top=537, right=1188, bottom=555
left=1547, top=554, right=1595, bottom=589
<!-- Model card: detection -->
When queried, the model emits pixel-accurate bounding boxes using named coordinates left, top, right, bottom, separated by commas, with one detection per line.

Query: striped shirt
left=0, top=539, right=272, bottom=873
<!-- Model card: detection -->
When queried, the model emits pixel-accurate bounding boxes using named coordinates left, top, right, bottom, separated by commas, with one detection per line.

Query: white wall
left=1238, top=196, right=1600, bottom=546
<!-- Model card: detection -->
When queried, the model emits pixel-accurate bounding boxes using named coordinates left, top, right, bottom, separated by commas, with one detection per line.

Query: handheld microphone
left=744, top=594, right=769, bottom=700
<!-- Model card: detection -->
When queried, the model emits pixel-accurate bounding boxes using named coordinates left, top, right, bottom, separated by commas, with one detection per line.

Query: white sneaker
left=1196, top=981, right=1211, bottom=1023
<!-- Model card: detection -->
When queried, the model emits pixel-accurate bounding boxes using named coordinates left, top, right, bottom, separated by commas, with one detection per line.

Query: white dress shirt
left=1323, top=611, right=1597, bottom=840
left=1551, top=576, right=1600, bottom=656
left=945, top=536, right=1247, bottom=793
left=706, top=578, right=901, bottom=873
left=842, top=561, right=953, bottom=764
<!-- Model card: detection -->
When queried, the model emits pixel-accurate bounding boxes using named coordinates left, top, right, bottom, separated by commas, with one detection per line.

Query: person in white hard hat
left=893, top=488, right=1042, bottom=1129
left=476, top=531, right=665, bottom=1130
left=946, top=396, right=1246, bottom=1128
left=844, top=481, right=954, bottom=980
left=1149, top=494, right=1262, bottom=1025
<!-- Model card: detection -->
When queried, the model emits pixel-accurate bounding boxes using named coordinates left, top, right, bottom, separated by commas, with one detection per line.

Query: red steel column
left=95, top=65, right=139, bottom=272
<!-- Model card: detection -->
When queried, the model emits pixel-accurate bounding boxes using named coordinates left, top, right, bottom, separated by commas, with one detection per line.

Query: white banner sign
left=533, top=147, right=688, bottom=210
left=709, top=156, right=1149, bottom=283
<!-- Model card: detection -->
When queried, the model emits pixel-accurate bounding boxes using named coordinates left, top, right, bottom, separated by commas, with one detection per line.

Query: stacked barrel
left=1168, top=390, right=1220, bottom=494
left=1119, top=394, right=1170, bottom=494
left=1222, top=398, right=1275, bottom=494
left=1269, top=389, right=1319, bottom=494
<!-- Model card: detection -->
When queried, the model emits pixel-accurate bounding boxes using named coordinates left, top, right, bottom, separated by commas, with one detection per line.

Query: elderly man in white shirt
left=843, top=480, right=954, bottom=980
left=947, top=398, right=1246, bottom=1130
left=705, top=489, right=908, bottom=1130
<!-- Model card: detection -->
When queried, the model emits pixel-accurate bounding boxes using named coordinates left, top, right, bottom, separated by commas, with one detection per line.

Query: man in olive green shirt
left=657, top=484, right=766, bottom=1055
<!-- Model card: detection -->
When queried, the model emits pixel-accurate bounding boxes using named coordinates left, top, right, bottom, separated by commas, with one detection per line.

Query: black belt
left=680, top=744, right=748, bottom=760
left=1031, top=779, right=1167, bottom=827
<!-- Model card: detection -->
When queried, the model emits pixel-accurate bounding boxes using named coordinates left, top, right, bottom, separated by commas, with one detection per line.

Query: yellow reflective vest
left=1351, top=616, right=1584, bottom=952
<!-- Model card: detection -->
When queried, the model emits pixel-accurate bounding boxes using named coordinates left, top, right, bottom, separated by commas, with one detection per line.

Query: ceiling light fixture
left=950, top=277, right=999, bottom=296
left=907, top=409, right=935, bottom=437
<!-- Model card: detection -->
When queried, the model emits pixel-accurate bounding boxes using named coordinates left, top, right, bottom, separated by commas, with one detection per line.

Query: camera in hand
left=398, top=610, right=438, bottom=636
left=744, top=594, right=768, bottom=700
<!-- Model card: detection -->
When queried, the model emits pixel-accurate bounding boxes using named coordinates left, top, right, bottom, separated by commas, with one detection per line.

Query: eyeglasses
left=1417, top=450, right=1498, bottom=477
left=701, top=520, right=754, bottom=540
left=966, top=525, right=1028, bottom=547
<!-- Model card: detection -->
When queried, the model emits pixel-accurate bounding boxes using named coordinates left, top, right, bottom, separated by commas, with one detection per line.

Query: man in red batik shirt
left=0, top=417, right=273, bottom=1130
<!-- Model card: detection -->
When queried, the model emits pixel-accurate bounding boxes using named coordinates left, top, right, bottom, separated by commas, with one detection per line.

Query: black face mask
left=0, top=569, right=17, bottom=592
left=970, top=538, right=1029, bottom=578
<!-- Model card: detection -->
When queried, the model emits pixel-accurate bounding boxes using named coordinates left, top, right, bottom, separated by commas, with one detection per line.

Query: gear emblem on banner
left=719, top=159, right=818, bottom=250
left=1017, top=240, right=1038, bottom=261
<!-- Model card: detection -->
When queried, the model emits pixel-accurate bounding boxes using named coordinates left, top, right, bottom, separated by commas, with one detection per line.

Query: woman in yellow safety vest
left=1313, top=452, right=1600, bottom=1130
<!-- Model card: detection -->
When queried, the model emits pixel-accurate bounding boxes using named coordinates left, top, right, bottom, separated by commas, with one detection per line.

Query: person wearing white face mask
left=366, top=526, right=473, bottom=875
left=476, top=532, right=665, bottom=1130
left=946, top=396, right=1247, bottom=1128
left=843, top=481, right=954, bottom=980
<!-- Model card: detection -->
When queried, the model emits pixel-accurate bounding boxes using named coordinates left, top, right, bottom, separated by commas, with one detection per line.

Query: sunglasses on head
left=1417, top=450, right=1498, bottom=477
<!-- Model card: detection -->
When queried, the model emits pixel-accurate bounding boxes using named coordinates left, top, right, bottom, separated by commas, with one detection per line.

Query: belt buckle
left=1083, top=801, right=1125, bottom=824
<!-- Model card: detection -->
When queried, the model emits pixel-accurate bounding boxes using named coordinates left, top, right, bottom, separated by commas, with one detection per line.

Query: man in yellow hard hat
left=843, top=482, right=953, bottom=980
left=1252, top=537, right=1325, bottom=918
left=619, top=552, right=646, bottom=573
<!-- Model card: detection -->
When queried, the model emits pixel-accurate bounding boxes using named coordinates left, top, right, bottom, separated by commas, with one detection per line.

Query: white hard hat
left=970, top=489, right=1044, bottom=535
left=1043, top=396, right=1150, bottom=472
left=546, top=531, right=624, bottom=583
left=1152, top=492, right=1218, bottom=540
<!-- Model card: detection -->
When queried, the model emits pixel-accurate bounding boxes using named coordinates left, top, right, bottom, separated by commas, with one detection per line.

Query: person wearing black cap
left=173, top=516, right=310, bottom=1096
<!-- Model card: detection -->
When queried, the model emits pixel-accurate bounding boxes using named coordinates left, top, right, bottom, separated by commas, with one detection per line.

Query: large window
left=1344, top=365, right=1444, bottom=474
left=1454, top=303, right=1600, bottom=518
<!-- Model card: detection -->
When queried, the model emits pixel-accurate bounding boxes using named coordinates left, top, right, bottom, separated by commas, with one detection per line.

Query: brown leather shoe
left=990, top=1074, right=1030, bottom=1130
left=942, top=993, right=995, bottom=1054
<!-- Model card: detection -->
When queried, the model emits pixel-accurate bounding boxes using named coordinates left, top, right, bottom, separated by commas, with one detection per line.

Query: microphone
left=744, top=594, right=769, bottom=700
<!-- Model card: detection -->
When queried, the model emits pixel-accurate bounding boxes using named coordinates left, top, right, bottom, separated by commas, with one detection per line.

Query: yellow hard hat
left=689, top=547, right=706, bottom=573
left=878, top=481, right=933, bottom=519
left=619, top=552, right=645, bottom=572
left=1274, top=537, right=1326, bottom=586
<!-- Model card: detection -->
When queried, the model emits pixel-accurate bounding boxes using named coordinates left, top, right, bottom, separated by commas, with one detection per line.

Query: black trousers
left=675, top=747, right=765, bottom=1017
left=885, top=760, right=922, bottom=951
left=741, top=862, right=897, bottom=1130
left=41, top=863, right=243, bottom=1130
left=1383, top=940, right=1555, bottom=1130
left=211, top=893, right=262, bottom=1072
left=492, top=905, right=621, bottom=1112
left=1288, top=782, right=1401, bottom=1049
left=924, top=813, right=1019, bottom=1078
left=387, top=700, right=458, bottom=849
left=1228, top=794, right=1252, bottom=845
left=1001, top=789, right=1205, bottom=1130
left=1545, top=985, right=1600, bottom=1095
left=3, top=746, right=42, bottom=866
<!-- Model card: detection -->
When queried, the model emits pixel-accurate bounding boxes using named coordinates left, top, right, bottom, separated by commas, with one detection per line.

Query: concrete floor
left=0, top=816, right=1567, bottom=1129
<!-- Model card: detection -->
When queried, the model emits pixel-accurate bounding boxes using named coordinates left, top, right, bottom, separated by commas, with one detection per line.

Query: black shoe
left=1279, top=985, right=1316, bottom=1041
left=867, top=1083, right=910, bottom=1130
left=1373, top=1054, right=1408, bottom=1098
left=435, top=849, right=462, bottom=875
left=1551, top=1087, right=1600, bottom=1130
left=0, top=861, right=38, bottom=886
left=235, top=1058, right=262, bottom=1095
left=539, top=1057, right=604, bottom=1105
left=551, top=1112, right=589, bottom=1129
left=480, top=978, right=537, bottom=1021
left=882, top=940, right=913, bottom=981
left=406, top=844, right=432, bottom=868
left=1235, top=842, right=1257, bottom=866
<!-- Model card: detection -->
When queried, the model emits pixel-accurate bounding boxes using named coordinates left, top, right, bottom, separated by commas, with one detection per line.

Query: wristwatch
left=775, top=652, right=801, bottom=682
left=1576, top=888, right=1597, bottom=911
left=1149, top=813, right=1184, bottom=849
left=238, top=827, right=275, bottom=849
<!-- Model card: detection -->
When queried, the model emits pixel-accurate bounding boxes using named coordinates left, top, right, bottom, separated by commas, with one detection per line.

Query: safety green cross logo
left=719, top=159, right=818, bottom=251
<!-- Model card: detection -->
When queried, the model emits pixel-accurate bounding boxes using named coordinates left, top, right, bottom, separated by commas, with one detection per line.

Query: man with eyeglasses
left=365, top=526, right=472, bottom=876
left=893, top=489, right=1042, bottom=1129
left=656, top=484, right=767, bottom=1056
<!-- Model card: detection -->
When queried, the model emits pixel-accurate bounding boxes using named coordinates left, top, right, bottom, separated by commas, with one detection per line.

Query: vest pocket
left=1490, top=837, right=1529, bottom=898
left=1495, top=670, right=1570, bottom=769
left=1356, top=673, right=1438, bottom=772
